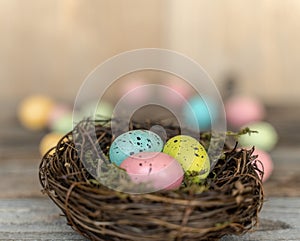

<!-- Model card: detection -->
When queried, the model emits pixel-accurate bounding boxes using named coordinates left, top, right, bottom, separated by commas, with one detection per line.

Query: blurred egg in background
left=252, top=148, right=274, bottom=182
left=225, top=95, right=266, bottom=128
left=18, top=95, right=55, bottom=131
left=50, top=112, right=73, bottom=134
left=239, top=121, right=278, bottom=152
left=118, top=78, right=151, bottom=105
left=183, top=95, right=219, bottom=130
left=47, top=103, right=72, bottom=127
left=79, top=100, right=114, bottom=120
left=48, top=103, right=73, bottom=133
left=159, top=77, right=194, bottom=108
left=39, top=132, right=63, bottom=156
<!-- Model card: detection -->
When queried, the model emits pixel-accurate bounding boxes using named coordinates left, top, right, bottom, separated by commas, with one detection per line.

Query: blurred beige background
left=1, top=0, right=300, bottom=105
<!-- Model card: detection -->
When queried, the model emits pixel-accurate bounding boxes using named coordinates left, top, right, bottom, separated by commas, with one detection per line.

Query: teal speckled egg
left=163, top=135, right=210, bottom=182
left=109, top=130, right=164, bottom=166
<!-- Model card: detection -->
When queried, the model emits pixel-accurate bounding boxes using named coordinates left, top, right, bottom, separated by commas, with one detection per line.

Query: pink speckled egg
left=120, top=152, right=184, bottom=191
left=253, top=149, right=274, bottom=182
left=225, top=95, right=265, bottom=128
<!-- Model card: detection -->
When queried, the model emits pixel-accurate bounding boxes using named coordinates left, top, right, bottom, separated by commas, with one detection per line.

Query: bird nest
left=39, top=119, right=264, bottom=241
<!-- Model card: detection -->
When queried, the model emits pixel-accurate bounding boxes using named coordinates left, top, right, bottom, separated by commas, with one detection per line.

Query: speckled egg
left=163, top=135, right=210, bottom=182
left=120, top=152, right=184, bottom=191
left=109, top=130, right=164, bottom=166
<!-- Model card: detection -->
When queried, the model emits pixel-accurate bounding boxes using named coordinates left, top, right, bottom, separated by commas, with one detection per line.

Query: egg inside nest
left=109, top=130, right=164, bottom=166
left=163, top=135, right=210, bottom=182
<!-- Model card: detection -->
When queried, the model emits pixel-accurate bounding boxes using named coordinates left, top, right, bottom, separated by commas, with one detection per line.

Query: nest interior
left=39, top=119, right=264, bottom=241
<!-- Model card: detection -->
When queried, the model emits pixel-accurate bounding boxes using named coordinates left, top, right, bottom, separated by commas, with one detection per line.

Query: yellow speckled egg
left=18, top=95, right=55, bottom=130
left=163, top=135, right=210, bottom=182
left=39, top=132, right=63, bottom=156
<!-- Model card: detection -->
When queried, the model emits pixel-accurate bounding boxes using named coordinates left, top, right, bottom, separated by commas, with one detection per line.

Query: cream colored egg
left=18, top=95, right=55, bottom=130
left=39, top=132, right=63, bottom=156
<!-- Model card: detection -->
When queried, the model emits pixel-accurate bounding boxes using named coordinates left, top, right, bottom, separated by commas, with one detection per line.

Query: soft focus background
left=1, top=0, right=300, bottom=105
left=1, top=1, right=300, bottom=239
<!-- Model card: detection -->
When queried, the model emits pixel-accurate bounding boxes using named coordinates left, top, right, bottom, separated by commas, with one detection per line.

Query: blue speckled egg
left=109, top=130, right=164, bottom=166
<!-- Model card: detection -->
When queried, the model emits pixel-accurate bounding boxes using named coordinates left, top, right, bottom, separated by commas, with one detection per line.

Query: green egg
left=239, top=121, right=278, bottom=151
left=50, top=112, right=73, bottom=134
left=80, top=101, right=113, bottom=120
left=163, top=135, right=210, bottom=182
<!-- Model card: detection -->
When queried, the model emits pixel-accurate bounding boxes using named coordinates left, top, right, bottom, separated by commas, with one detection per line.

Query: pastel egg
left=18, top=95, right=55, bottom=130
left=109, top=130, right=164, bottom=166
left=120, top=152, right=184, bottom=191
left=183, top=95, right=219, bottom=130
left=252, top=149, right=274, bottom=182
left=39, top=132, right=63, bottom=156
left=160, top=79, right=193, bottom=107
left=119, top=80, right=150, bottom=104
left=47, top=103, right=72, bottom=127
left=163, top=135, right=210, bottom=182
left=225, top=95, right=265, bottom=128
left=50, top=112, right=73, bottom=134
left=239, top=121, right=278, bottom=151
left=80, top=100, right=113, bottom=120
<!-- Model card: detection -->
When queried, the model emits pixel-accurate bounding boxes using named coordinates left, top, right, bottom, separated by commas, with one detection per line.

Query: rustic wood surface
left=0, top=106, right=300, bottom=240
left=0, top=197, right=299, bottom=241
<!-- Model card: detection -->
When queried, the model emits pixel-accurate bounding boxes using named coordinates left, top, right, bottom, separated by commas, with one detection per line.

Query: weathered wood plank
left=264, top=147, right=300, bottom=196
left=0, top=198, right=299, bottom=240
left=222, top=197, right=300, bottom=241
left=0, top=198, right=87, bottom=240
left=0, top=146, right=42, bottom=198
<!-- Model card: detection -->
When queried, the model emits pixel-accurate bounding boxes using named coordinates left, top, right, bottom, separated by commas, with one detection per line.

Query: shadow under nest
left=39, top=119, right=264, bottom=241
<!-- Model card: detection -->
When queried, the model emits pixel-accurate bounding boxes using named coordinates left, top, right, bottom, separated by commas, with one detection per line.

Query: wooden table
left=1, top=105, right=300, bottom=240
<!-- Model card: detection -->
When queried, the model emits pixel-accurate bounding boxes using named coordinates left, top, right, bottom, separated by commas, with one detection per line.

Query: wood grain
left=222, top=198, right=300, bottom=241
left=0, top=198, right=299, bottom=240
left=0, top=198, right=86, bottom=240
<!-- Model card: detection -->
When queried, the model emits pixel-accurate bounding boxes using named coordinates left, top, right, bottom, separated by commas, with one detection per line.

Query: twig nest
left=39, top=119, right=264, bottom=241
